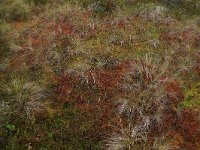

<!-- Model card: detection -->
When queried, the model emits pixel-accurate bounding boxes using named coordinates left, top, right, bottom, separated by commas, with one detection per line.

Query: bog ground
left=0, top=0, right=200, bottom=149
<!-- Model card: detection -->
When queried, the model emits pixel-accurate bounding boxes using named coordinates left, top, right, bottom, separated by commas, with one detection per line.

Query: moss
left=2, top=105, right=102, bottom=150
left=180, top=83, right=200, bottom=110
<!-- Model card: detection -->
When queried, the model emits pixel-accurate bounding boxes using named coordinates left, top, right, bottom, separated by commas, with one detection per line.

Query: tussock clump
left=0, top=73, right=49, bottom=123
left=0, top=23, right=11, bottom=70
left=161, top=0, right=182, bottom=7
left=106, top=55, right=198, bottom=150
left=0, top=0, right=31, bottom=21
left=84, top=0, right=116, bottom=16
left=138, top=5, right=168, bottom=22
left=25, top=0, right=50, bottom=5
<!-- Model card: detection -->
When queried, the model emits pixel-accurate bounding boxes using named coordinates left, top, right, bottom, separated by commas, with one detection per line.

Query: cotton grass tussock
left=106, top=55, right=186, bottom=150
left=0, top=74, right=49, bottom=123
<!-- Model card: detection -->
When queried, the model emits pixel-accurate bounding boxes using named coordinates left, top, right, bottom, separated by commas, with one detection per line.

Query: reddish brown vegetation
left=160, top=28, right=200, bottom=49
left=164, top=79, right=183, bottom=105
left=177, top=110, right=200, bottom=149
left=54, top=64, right=125, bottom=140
left=54, top=60, right=200, bottom=149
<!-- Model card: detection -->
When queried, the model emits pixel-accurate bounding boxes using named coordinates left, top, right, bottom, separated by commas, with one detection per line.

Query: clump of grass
left=0, top=22, right=11, bottom=70
left=106, top=55, right=178, bottom=149
left=106, top=53, right=200, bottom=149
left=25, top=0, right=50, bottom=5
left=81, top=0, right=116, bottom=16
left=138, top=5, right=168, bottom=22
left=0, top=72, right=48, bottom=124
left=0, top=0, right=31, bottom=21
left=161, top=0, right=200, bottom=19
